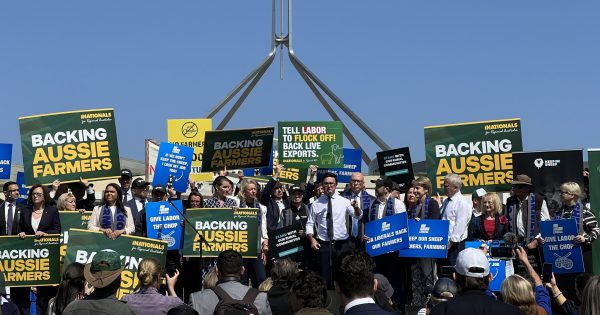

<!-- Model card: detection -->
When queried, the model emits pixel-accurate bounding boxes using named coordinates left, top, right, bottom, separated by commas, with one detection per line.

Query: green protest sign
left=425, top=118, right=523, bottom=194
left=63, top=229, right=167, bottom=299
left=59, top=211, right=91, bottom=264
left=19, top=108, right=121, bottom=186
left=278, top=121, right=344, bottom=168
left=183, top=208, right=259, bottom=258
left=201, top=127, right=274, bottom=172
left=0, top=235, right=61, bottom=287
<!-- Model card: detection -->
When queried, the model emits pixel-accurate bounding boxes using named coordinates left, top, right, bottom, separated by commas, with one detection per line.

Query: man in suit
left=126, top=178, right=150, bottom=227
left=333, top=250, right=394, bottom=315
left=262, top=164, right=292, bottom=231
left=340, top=172, right=374, bottom=248
left=190, top=250, right=272, bottom=315
left=1, top=181, right=22, bottom=235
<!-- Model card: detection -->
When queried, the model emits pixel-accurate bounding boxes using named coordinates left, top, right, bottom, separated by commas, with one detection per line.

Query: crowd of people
left=0, top=165, right=599, bottom=315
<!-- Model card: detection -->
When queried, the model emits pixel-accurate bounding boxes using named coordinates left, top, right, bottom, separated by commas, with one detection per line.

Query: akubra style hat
left=83, top=249, right=124, bottom=288
left=510, top=174, right=534, bottom=186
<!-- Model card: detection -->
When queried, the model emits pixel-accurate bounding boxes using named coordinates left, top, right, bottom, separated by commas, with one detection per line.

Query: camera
left=489, top=240, right=517, bottom=259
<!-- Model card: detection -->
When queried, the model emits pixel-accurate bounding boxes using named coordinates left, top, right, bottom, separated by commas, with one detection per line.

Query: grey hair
left=444, top=174, right=462, bottom=189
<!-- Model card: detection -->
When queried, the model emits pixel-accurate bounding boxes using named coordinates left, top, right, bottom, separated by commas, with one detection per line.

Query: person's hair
left=501, top=275, right=538, bottom=315
left=102, top=183, right=126, bottom=217
left=412, top=177, right=433, bottom=195
left=28, top=184, right=52, bottom=206
left=237, top=178, right=260, bottom=201
left=482, top=193, right=502, bottom=217
left=333, top=250, right=375, bottom=299
left=258, top=277, right=273, bottom=292
left=52, top=262, right=85, bottom=315
left=167, top=304, right=200, bottom=315
left=271, top=258, right=298, bottom=288
left=444, top=174, right=462, bottom=189
left=322, top=172, right=338, bottom=184
left=57, top=192, right=77, bottom=211
left=580, top=275, right=600, bottom=315
left=216, top=250, right=243, bottom=277
left=454, top=272, right=490, bottom=292
left=291, top=271, right=328, bottom=309
left=560, top=182, right=582, bottom=199
left=403, top=186, right=416, bottom=207
left=202, top=267, right=218, bottom=290
left=186, top=191, right=204, bottom=209
left=575, top=273, right=594, bottom=300
left=137, top=258, right=163, bottom=288
left=212, top=176, right=234, bottom=196
left=3, top=181, right=17, bottom=192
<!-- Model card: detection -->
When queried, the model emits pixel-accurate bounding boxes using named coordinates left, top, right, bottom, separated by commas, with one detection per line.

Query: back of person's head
left=137, top=258, right=163, bottom=288
left=501, top=275, right=538, bottom=315
left=580, top=275, right=600, bottom=315
left=167, top=304, right=200, bottom=315
left=53, top=262, right=85, bottom=315
left=333, top=250, right=375, bottom=299
left=575, top=273, right=594, bottom=301
left=428, top=277, right=459, bottom=307
left=216, top=250, right=243, bottom=278
left=271, top=258, right=298, bottom=288
left=291, top=271, right=328, bottom=311
left=203, top=267, right=218, bottom=290
left=258, top=277, right=273, bottom=292
left=454, top=248, right=490, bottom=292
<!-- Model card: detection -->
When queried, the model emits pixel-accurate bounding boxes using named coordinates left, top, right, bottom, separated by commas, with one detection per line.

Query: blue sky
left=1, top=1, right=598, bottom=168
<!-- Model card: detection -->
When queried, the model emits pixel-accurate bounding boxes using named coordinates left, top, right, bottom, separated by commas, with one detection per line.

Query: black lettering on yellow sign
left=31, top=141, right=113, bottom=178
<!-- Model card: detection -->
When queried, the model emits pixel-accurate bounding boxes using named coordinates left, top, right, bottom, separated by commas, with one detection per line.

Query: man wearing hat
left=366, top=177, right=407, bottom=310
left=126, top=178, right=150, bottom=227
left=118, top=169, right=134, bottom=204
left=506, top=174, right=549, bottom=248
left=63, top=250, right=135, bottom=315
left=430, top=248, right=521, bottom=315
left=288, top=184, right=312, bottom=269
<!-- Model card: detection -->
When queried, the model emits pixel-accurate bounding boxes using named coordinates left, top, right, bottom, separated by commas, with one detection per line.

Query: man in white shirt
left=306, top=172, right=362, bottom=288
left=440, top=174, right=471, bottom=266
left=340, top=172, right=374, bottom=247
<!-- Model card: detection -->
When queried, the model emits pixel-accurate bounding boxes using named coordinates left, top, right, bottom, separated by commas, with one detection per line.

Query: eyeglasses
left=560, top=191, right=572, bottom=195
left=32, top=193, right=43, bottom=197
left=350, top=180, right=363, bottom=183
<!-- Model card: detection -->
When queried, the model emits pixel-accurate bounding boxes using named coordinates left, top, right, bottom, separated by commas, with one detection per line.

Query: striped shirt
left=558, top=204, right=600, bottom=243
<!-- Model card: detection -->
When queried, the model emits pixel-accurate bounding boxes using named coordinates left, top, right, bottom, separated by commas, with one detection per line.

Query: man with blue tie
left=341, top=172, right=374, bottom=249
left=334, top=250, right=394, bottom=315
left=306, top=172, right=362, bottom=289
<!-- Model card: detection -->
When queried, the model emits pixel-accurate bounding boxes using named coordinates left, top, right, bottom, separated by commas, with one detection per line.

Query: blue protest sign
left=0, top=144, right=12, bottom=179
left=16, top=171, right=29, bottom=200
left=365, top=213, right=409, bottom=257
left=398, top=219, right=449, bottom=259
left=540, top=219, right=585, bottom=274
left=153, top=142, right=194, bottom=192
left=145, top=200, right=184, bottom=250
left=316, top=148, right=361, bottom=183
left=465, top=241, right=508, bottom=292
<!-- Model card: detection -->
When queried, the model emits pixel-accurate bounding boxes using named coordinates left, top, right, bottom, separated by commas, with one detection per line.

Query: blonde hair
left=57, top=192, right=76, bottom=211
left=580, top=275, right=600, bottom=315
left=560, top=182, right=582, bottom=199
left=412, top=177, right=433, bottom=195
left=137, top=258, right=163, bottom=288
left=237, top=178, right=260, bottom=202
left=203, top=267, right=218, bottom=290
left=258, top=277, right=273, bottom=292
left=501, top=275, right=539, bottom=315
left=482, top=193, right=502, bottom=217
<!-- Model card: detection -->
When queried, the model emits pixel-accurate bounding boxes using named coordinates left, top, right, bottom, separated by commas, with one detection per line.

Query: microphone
left=503, top=232, right=518, bottom=245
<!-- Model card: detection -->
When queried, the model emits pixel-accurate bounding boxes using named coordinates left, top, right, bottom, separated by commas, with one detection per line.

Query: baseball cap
left=454, top=247, right=490, bottom=278
left=289, top=185, right=304, bottom=194
left=83, top=249, right=124, bottom=288
left=371, top=177, right=393, bottom=189
left=152, top=184, right=167, bottom=195
left=132, top=178, right=150, bottom=189
left=120, top=169, right=133, bottom=178
left=431, top=278, right=459, bottom=299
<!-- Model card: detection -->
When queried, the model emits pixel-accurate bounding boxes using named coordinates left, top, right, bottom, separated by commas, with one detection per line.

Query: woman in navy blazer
left=17, top=184, right=61, bottom=238
left=468, top=193, right=508, bottom=241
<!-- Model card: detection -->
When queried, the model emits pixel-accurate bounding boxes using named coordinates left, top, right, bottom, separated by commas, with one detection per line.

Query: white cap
left=474, top=188, right=487, bottom=198
left=454, top=248, right=490, bottom=278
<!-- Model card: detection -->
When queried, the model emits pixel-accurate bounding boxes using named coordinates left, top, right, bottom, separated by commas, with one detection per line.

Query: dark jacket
left=468, top=214, right=509, bottom=241
left=267, top=286, right=294, bottom=315
left=430, top=290, right=523, bottom=315
left=17, top=205, right=61, bottom=235
left=126, top=198, right=143, bottom=228
left=261, top=178, right=291, bottom=231
left=0, top=201, right=23, bottom=235
left=345, top=302, right=395, bottom=315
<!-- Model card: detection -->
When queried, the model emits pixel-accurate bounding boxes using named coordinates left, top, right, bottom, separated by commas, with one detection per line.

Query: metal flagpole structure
left=205, top=0, right=391, bottom=165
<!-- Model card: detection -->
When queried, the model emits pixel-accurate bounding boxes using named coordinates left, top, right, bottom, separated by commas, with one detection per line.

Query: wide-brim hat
left=83, top=250, right=124, bottom=288
left=510, top=174, right=534, bottom=186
